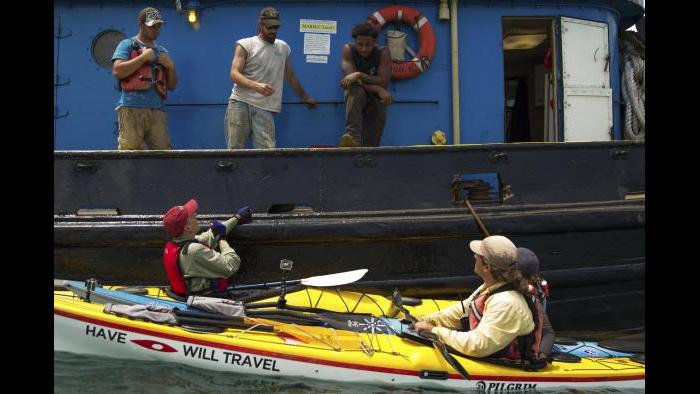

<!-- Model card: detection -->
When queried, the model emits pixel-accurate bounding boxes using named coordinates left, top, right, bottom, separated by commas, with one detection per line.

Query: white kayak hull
left=54, top=310, right=645, bottom=391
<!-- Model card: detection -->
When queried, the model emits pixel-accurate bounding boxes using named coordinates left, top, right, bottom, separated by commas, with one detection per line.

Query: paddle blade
left=300, top=269, right=368, bottom=287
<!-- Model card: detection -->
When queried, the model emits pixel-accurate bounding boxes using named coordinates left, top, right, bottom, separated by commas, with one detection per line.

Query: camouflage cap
left=139, top=7, right=165, bottom=26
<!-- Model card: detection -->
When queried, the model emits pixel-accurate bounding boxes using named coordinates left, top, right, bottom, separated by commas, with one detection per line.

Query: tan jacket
left=173, top=216, right=242, bottom=293
left=421, top=282, right=535, bottom=358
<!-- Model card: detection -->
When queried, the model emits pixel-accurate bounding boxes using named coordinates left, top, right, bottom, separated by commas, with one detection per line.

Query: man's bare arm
left=284, top=59, right=317, bottom=107
left=340, top=43, right=357, bottom=76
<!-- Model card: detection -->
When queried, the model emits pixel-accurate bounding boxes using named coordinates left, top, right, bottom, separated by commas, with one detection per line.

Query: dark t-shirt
left=351, top=44, right=382, bottom=76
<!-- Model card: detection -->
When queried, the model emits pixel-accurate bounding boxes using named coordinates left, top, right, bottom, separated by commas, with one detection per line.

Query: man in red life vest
left=112, top=7, right=178, bottom=150
left=162, top=199, right=252, bottom=296
left=413, top=235, right=535, bottom=359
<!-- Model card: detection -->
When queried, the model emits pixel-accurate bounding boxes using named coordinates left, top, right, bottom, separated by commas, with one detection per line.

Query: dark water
left=55, top=332, right=645, bottom=394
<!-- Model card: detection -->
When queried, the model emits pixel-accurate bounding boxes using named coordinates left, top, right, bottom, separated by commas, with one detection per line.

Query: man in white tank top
left=225, top=7, right=317, bottom=149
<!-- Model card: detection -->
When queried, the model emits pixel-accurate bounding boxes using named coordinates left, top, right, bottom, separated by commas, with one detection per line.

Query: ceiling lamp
left=503, top=34, right=547, bottom=50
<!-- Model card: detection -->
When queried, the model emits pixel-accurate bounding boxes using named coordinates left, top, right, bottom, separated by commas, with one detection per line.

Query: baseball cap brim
left=182, top=199, right=198, bottom=216
left=469, top=240, right=484, bottom=256
left=144, top=19, right=164, bottom=27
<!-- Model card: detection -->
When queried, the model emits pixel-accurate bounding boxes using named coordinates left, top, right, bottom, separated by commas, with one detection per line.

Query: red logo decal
left=131, top=339, right=177, bottom=353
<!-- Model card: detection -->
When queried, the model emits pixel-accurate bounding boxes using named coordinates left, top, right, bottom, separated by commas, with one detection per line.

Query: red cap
left=163, top=199, right=198, bottom=237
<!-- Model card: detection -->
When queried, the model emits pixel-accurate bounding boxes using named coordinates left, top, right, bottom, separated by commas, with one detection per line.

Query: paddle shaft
left=392, top=289, right=470, bottom=380
left=230, top=279, right=302, bottom=291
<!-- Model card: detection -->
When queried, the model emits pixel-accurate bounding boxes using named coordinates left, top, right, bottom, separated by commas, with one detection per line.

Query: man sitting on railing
left=338, top=22, right=393, bottom=147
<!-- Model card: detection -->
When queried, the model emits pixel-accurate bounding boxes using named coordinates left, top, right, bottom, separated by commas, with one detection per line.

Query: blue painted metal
left=53, top=0, right=638, bottom=149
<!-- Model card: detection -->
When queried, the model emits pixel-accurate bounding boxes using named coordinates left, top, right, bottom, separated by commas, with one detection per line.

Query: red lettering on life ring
left=366, top=5, right=436, bottom=80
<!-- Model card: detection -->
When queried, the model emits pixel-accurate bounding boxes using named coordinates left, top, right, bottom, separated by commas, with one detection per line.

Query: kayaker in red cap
left=413, top=235, right=538, bottom=362
left=162, top=199, right=253, bottom=296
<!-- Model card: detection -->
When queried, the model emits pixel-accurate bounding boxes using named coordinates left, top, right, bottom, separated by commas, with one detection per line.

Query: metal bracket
left=54, top=75, right=71, bottom=87
left=451, top=175, right=493, bottom=203
left=353, top=155, right=377, bottom=168
left=611, top=149, right=630, bottom=160
left=55, top=27, right=73, bottom=39
left=216, top=160, right=238, bottom=172
left=74, top=161, right=98, bottom=173
left=488, top=151, right=509, bottom=163
left=54, top=108, right=70, bottom=119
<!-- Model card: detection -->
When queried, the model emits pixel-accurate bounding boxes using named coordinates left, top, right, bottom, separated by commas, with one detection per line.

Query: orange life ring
left=366, top=5, right=436, bottom=80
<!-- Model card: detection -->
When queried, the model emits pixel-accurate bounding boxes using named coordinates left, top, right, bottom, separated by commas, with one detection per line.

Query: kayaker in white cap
left=413, top=235, right=537, bottom=360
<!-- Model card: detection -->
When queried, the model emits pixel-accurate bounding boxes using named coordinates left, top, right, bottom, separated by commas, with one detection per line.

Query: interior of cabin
left=502, top=17, right=556, bottom=142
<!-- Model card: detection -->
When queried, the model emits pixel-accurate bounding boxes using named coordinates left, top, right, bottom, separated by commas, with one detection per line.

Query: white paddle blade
left=300, top=269, right=368, bottom=287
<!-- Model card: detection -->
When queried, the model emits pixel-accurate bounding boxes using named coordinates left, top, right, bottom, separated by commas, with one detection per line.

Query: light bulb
left=188, top=9, right=197, bottom=23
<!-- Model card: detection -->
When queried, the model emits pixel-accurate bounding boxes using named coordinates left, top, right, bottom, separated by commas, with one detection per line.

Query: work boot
left=338, top=133, right=359, bottom=148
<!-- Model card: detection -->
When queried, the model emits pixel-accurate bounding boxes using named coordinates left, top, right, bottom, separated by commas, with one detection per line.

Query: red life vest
left=162, top=240, right=230, bottom=296
left=119, top=39, right=168, bottom=99
left=466, top=283, right=543, bottom=361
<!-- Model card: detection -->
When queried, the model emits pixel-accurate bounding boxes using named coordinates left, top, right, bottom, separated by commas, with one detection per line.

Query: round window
left=91, top=29, right=127, bottom=69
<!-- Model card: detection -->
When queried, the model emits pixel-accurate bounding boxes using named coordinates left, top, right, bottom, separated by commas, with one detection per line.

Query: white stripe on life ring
left=412, top=57, right=424, bottom=72
left=417, top=16, right=428, bottom=29
left=372, top=12, right=385, bottom=26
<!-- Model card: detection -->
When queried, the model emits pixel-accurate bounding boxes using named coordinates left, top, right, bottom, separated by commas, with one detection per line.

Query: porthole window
left=91, top=29, right=126, bottom=69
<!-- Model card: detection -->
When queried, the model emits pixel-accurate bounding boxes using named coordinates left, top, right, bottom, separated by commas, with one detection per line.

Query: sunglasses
left=264, top=24, right=281, bottom=30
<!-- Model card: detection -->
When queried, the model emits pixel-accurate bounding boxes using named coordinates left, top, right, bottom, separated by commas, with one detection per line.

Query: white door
left=560, top=17, right=612, bottom=141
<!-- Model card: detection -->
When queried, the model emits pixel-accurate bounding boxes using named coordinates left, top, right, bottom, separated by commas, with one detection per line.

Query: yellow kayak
left=54, top=283, right=644, bottom=390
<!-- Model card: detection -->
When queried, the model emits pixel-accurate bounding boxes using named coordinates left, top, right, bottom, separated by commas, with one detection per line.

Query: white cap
left=469, top=235, right=517, bottom=270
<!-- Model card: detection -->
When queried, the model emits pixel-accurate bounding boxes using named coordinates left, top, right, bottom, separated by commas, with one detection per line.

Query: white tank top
left=230, top=36, right=290, bottom=113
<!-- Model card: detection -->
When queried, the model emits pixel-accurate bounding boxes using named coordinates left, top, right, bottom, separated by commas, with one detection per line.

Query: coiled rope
left=620, top=31, right=645, bottom=141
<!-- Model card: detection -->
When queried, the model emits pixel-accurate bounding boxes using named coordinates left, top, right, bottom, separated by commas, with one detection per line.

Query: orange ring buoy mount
left=366, top=5, right=436, bottom=80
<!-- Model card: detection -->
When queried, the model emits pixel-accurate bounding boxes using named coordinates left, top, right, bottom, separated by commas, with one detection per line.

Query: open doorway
left=502, top=17, right=556, bottom=142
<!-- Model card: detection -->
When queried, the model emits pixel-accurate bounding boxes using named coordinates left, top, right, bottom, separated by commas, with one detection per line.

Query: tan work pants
left=117, top=107, right=172, bottom=150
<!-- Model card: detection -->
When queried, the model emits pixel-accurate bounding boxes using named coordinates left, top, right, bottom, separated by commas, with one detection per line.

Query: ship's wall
left=54, top=142, right=644, bottom=215
left=54, top=0, right=621, bottom=149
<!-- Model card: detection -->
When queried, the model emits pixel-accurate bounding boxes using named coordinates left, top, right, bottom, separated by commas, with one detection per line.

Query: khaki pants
left=224, top=99, right=276, bottom=149
left=117, top=107, right=172, bottom=150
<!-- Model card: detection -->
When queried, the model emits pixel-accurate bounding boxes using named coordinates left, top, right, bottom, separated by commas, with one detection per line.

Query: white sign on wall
left=303, top=33, right=331, bottom=55
left=306, top=55, right=328, bottom=64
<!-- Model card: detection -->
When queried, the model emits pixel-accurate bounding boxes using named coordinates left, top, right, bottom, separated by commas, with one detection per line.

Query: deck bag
left=187, top=296, right=246, bottom=318
left=104, top=303, right=178, bottom=325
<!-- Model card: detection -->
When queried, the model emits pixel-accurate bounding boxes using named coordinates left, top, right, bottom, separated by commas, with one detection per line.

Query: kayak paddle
left=227, top=269, right=369, bottom=291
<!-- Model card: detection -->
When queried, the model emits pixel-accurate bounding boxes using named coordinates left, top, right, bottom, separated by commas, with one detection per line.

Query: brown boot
left=338, top=133, right=359, bottom=148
